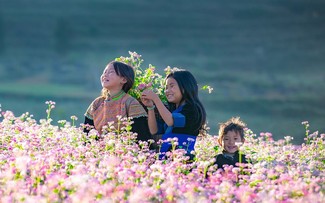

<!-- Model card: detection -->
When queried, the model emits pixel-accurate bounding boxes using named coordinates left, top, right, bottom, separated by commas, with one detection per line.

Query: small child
left=214, top=117, right=248, bottom=169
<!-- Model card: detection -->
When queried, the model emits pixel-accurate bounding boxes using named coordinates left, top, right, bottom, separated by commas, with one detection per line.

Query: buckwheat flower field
left=0, top=103, right=324, bottom=202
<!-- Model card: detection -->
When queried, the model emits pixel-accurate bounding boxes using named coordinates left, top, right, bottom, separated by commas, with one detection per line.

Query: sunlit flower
left=70, top=115, right=78, bottom=121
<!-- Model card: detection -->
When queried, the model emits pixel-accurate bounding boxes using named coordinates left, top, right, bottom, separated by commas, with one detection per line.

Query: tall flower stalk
left=45, top=100, right=55, bottom=121
left=70, top=115, right=78, bottom=127
left=302, top=121, right=310, bottom=144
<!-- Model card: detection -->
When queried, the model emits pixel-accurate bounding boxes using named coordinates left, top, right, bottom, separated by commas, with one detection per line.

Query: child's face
left=222, top=130, right=244, bottom=153
left=165, top=77, right=182, bottom=106
left=101, top=64, right=126, bottom=90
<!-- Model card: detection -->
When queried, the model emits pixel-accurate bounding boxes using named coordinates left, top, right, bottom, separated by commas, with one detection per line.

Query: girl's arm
left=147, top=106, right=158, bottom=135
left=141, top=90, right=174, bottom=126
left=141, top=97, right=158, bottom=134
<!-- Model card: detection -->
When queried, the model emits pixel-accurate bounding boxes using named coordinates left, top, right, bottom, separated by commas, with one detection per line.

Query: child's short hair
left=218, top=117, right=246, bottom=143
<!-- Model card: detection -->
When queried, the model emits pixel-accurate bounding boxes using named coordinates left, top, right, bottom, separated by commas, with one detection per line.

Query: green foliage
left=115, top=51, right=168, bottom=103
left=115, top=51, right=213, bottom=103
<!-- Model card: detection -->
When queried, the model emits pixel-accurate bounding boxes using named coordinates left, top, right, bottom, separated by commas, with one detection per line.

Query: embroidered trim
left=106, top=90, right=126, bottom=101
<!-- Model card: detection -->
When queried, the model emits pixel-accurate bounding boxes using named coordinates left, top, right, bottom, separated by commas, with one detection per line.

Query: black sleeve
left=131, top=116, right=152, bottom=142
left=83, top=116, right=94, bottom=134
left=172, top=104, right=201, bottom=136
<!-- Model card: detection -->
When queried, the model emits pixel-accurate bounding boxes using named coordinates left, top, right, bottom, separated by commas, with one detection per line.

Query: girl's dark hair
left=110, top=61, right=135, bottom=92
left=166, top=70, right=207, bottom=132
left=101, top=61, right=135, bottom=98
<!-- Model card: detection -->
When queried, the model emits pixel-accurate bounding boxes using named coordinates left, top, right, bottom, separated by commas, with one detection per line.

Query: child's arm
left=141, top=97, right=158, bottom=135
left=141, top=90, right=173, bottom=127
left=147, top=106, right=158, bottom=135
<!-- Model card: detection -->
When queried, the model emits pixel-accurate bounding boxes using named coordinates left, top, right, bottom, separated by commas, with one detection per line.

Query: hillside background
left=0, top=0, right=324, bottom=144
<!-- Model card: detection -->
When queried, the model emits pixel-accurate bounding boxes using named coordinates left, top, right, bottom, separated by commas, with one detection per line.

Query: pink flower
left=146, top=82, right=152, bottom=88
left=138, top=83, right=146, bottom=91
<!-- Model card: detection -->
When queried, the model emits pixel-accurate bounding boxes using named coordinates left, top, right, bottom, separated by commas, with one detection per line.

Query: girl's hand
left=141, top=98, right=154, bottom=107
left=141, top=90, right=158, bottom=102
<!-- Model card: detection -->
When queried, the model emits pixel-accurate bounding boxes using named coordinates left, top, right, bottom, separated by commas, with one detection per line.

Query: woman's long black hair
left=166, top=70, right=207, bottom=132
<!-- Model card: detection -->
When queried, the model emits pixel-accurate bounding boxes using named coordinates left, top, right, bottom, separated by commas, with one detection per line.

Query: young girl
left=214, top=117, right=248, bottom=169
left=84, top=61, right=152, bottom=142
left=141, top=69, right=206, bottom=158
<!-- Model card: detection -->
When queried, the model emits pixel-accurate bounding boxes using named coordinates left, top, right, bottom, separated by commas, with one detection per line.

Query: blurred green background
left=0, top=0, right=324, bottom=144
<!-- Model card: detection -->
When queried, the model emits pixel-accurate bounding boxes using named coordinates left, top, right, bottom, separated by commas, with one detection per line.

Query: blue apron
left=159, top=104, right=197, bottom=159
